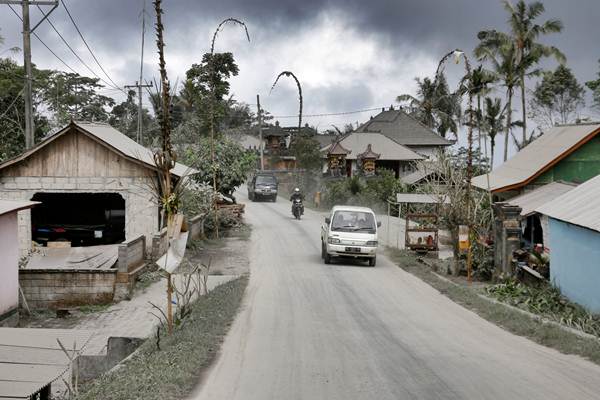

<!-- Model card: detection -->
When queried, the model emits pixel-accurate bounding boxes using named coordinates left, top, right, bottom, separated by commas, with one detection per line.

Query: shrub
left=180, top=183, right=213, bottom=218
left=322, top=169, right=404, bottom=212
left=182, top=136, right=257, bottom=199
left=487, top=280, right=600, bottom=337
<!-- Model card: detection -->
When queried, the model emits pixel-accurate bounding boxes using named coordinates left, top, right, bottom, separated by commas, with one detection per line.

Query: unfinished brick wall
left=0, top=176, right=158, bottom=256
left=19, top=269, right=117, bottom=310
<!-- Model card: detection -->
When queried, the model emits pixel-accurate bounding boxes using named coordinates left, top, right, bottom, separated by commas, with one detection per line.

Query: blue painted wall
left=549, top=218, right=600, bottom=314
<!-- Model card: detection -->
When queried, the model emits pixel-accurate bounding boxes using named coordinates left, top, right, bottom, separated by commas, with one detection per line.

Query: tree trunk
left=504, top=89, right=512, bottom=162
left=477, top=95, right=482, bottom=152
left=490, top=137, right=495, bottom=169
left=521, top=74, right=526, bottom=145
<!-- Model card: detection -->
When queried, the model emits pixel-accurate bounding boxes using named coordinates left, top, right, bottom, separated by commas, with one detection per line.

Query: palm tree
left=483, top=97, right=506, bottom=168
left=494, top=0, right=564, bottom=144
left=460, top=65, right=496, bottom=151
left=397, top=74, right=461, bottom=138
left=475, top=34, right=519, bottom=162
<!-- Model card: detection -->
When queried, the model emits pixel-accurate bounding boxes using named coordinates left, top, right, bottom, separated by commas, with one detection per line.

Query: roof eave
left=483, top=126, right=600, bottom=193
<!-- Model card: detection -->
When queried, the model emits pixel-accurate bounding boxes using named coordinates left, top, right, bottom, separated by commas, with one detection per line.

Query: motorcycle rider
left=290, top=187, right=304, bottom=215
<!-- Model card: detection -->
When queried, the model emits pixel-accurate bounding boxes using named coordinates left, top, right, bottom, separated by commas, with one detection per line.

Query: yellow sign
left=458, top=225, right=470, bottom=252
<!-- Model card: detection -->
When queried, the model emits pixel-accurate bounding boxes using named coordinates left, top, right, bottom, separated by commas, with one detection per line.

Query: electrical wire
left=62, top=0, right=124, bottom=93
left=35, top=3, right=123, bottom=92
left=0, top=88, right=25, bottom=120
left=272, top=107, right=385, bottom=119
left=8, top=4, right=79, bottom=75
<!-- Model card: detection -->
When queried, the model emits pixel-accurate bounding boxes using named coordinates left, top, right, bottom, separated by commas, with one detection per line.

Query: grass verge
left=386, top=247, right=600, bottom=366
left=77, top=275, right=249, bottom=400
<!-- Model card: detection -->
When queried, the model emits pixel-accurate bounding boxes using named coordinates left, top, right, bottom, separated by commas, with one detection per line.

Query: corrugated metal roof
left=473, top=123, right=600, bottom=192
left=0, top=121, right=196, bottom=178
left=507, top=182, right=577, bottom=217
left=537, top=174, right=600, bottom=232
left=355, top=109, right=453, bottom=146
left=321, top=133, right=423, bottom=161
left=24, top=244, right=119, bottom=270
left=401, top=169, right=431, bottom=185
left=75, top=122, right=195, bottom=177
left=0, top=328, right=93, bottom=399
left=396, top=193, right=450, bottom=204
left=0, top=200, right=39, bottom=217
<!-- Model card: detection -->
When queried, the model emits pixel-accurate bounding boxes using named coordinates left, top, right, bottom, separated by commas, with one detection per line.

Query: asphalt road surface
left=192, top=193, right=600, bottom=400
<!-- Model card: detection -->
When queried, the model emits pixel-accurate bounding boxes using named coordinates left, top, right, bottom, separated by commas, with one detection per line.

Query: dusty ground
left=185, top=227, right=251, bottom=276
left=191, top=190, right=600, bottom=400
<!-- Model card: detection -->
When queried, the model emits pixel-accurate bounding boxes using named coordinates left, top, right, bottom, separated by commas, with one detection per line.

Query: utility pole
left=256, top=94, right=264, bottom=170
left=124, top=81, right=152, bottom=144
left=0, top=0, right=58, bottom=149
left=124, top=0, right=152, bottom=145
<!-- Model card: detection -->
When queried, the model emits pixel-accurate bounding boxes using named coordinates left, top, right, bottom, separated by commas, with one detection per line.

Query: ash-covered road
left=192, top=192, right=600, bottom=400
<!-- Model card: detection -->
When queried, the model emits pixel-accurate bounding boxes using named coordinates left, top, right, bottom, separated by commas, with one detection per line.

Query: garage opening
left=31, top=192, right=125, bottom=247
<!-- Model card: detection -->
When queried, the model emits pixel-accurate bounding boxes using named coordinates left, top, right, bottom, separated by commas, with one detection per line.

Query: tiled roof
left=355, top=109, right=453, bottom=146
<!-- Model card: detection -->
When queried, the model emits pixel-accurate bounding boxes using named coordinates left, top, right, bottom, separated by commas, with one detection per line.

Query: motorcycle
left=292, top=198, right=303, bottom=220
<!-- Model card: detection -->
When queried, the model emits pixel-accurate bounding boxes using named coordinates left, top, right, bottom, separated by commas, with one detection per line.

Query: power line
left=62, top=0, right=123, bottom=92
left=0, top=88, right=25, bottom=120
left=7, top=4, right=79, bottom=75
left=272, top=107, right=385, bottom=119
left=35, top=3, right=123, bottom=92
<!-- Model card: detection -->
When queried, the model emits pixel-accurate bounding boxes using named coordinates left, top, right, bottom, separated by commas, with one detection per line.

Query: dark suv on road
left=248, top=173, right=278, bottom=202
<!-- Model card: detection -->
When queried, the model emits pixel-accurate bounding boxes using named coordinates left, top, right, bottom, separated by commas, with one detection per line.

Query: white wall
left=0, top=212, right=19, bottom=317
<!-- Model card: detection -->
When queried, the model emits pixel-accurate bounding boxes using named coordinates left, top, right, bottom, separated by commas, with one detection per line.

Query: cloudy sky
left=1, top=0, right=600, bottom=161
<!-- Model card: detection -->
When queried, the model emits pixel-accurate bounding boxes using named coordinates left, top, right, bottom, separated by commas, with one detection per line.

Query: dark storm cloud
left=1, top=0, right=600, bottom=120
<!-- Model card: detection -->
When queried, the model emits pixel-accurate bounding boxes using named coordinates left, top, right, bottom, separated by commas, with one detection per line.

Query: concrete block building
left=0, top=121, right=193, bottom=255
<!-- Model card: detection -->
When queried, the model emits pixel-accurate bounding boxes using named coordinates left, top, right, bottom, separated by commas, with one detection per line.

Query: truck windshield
left=331, top=211, right=376, bottom=233
left=256, top=175, right=276, bottom=185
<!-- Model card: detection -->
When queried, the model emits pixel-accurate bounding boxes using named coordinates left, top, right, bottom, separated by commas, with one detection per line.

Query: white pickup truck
left=320, top=205, right=381, bottom=266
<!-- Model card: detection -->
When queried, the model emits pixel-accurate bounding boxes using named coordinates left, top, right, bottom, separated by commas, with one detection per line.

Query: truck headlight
left=366, top=241, right=378, bottom=246
left=327, top=237, right=341, bottom=244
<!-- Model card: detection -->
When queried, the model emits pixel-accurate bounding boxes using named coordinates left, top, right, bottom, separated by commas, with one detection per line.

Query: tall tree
left=483, top=97, right=506, bottom=167
left=585, top=59, right=600, bottom=111
left=0, top=58, right=50, bottom=161
left=109, top=89, right=156, bottom=141
left=460, top=65, right=496, bottom=150
left=529, top=64, right=584, bottom=128
left=183, top=52, right=239, bottom=134
left=475, top=35, right=519, bottom=161
left=397, top=74, right=461, bottom=138
left=43, top=71, right=115, bottom=126
left=489, top=0, right=564, bottom=145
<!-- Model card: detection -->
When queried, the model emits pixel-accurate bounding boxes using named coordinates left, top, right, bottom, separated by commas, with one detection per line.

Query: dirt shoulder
left=76, top=276, right=249, bottom=400
left=185, top=226, right=251, bottom=276
left=386, top=247, right=600, bottom=366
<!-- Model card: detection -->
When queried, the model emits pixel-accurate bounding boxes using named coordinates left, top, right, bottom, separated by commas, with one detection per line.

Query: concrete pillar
left=493, top=203, right=522, bottom=278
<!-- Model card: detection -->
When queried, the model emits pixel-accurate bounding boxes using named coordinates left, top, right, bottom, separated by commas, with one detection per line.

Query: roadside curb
left=426, top=270, right=600, bottom=342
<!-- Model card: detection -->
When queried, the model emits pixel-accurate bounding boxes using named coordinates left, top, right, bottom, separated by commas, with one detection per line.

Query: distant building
left=537, top=174, right=600, bottom=314
left=473, top=123, right=600, bottom=200
left=353, top=107, right=453, bottom=159
left=0, top=200, right=38, bottom=326
left=321, top=132, right=423, bottom=178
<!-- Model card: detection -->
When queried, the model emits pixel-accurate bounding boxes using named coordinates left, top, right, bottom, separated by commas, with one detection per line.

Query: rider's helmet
left=294, top=188, right=300, bottom=193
